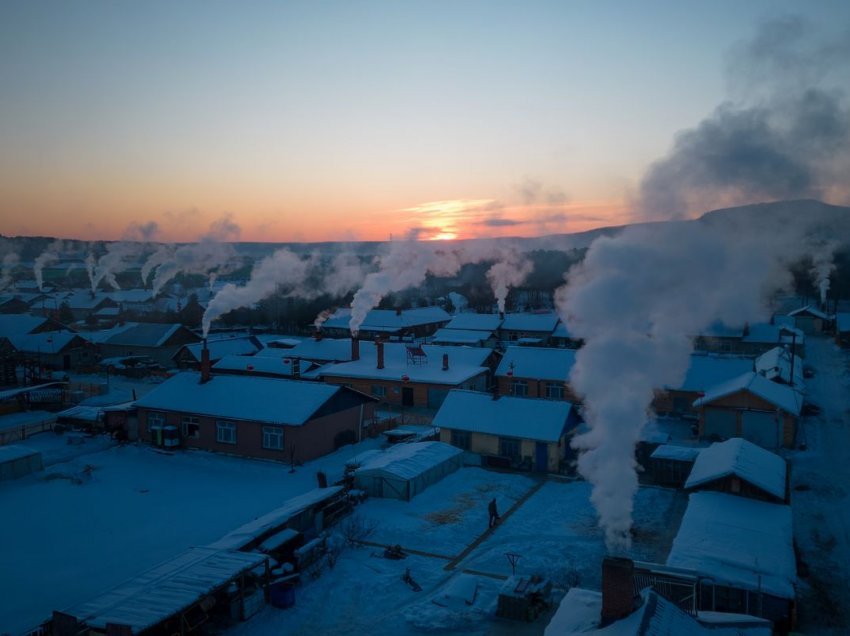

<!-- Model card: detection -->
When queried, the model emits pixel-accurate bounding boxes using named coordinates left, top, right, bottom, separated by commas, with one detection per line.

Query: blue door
left=535, top=442, right=548, bottom=472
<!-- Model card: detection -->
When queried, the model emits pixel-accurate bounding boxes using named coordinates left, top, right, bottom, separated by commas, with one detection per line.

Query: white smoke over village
left=485, top=247, right=534, bottom=315
left=558, top=17, right=850, bottom=551
left=33, top=239, right=67, bottom=291
left=809, top=239, right=839, bottom=305
left=0, top=239, right=20, bottom=291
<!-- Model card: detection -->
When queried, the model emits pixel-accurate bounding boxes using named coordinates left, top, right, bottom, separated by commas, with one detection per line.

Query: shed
left=684, top=438, right=788, bottom=503
left=0, top=445, right=43, bottom=480
left=647, top=445, right=701, bottom=487
left=353, top=441, right=462, bottom=501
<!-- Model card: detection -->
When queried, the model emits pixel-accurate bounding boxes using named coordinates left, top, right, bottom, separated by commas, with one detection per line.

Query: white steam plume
left=91, top=242, right=144, bottom=293
left=313, top=308, right=335, bottom=330
left=202, top=248, right=310, bottom=337
left=85, top=253, right=96, bottom=291
left=34, top=240, right=66, bottom=291
left=555, top=221, right=797, bottom=551
left=0, top=240, right=20, bottom=291
left=809, top=239, right=839, bottom=305
left=486, top=247, right=534, bottom=314
left=141, top=245, right=173, bottom=286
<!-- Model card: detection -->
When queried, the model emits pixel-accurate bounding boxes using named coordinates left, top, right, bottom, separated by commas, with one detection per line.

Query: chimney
left=351, top=338, right=360, bottom=361
left=292, top=357, right=301, bottom=379
left=314, top=328, right=323, bottom=342
left=600, top=557, right=640, bottom=626
left=395, top=307, right=402, bottom=316
left=376, top=340, right=385, bottom=370
left=442, top=353, right=449, bottom=371
left=200, top=339, right=211, bottom=384
left=499, top=310, right=505, bottom=320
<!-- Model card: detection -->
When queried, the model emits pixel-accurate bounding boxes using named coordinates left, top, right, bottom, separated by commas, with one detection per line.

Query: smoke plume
left=33, top=240, right=66, bottom=291
left=639, top=17, right=850, bottom=218
left=486, top=247, right=534, bottom=314
left=0, top=242, right=19, bottom=291
left=809, top=239, right=839, bottom=305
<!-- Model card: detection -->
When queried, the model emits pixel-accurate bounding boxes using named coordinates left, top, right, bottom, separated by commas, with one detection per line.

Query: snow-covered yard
left=0, top=434, right=382, bottom=635
left=788, top=335, right=850, bottom=634
left=228, top=476, right=685, bottom=636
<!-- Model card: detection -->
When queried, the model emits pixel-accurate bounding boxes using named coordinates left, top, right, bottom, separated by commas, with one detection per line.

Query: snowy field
left=788, top=336, right=850, bottom=634
left=230, top=476, right=685, bottom=636
left=0, top=434, right=383, bottom=635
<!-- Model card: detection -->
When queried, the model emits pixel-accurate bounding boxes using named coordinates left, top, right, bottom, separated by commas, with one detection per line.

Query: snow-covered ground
left=0, top=434, right=383, bottom=635
left=789, top=335, right=850, bottom=634
left=229, top=477, right=685, bottom=636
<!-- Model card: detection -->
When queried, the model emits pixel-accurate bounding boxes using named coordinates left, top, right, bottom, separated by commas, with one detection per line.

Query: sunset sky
left=1, top=1, right=847, bottom=243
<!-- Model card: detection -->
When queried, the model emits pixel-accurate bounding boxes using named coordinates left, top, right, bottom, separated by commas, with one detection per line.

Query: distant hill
left=698, top=199, right=850, bottom=237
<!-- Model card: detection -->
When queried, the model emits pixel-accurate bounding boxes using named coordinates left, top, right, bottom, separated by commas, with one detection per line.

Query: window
left=451, top=430, right=471, bottom=451
left=216, top=421, right=237, bottom=445
left=371, top=385, right=387, bottom=398
left=511, top=380, right=528, bottom=397
left=148, top=412, right=165, bottom=427
left=499, top=437, right=521, bottom=461
left=545, top=383, right=564, bottom=399
left=263, top=426, right=284, bottom=451
left=181, top=416, right=200, bottom=439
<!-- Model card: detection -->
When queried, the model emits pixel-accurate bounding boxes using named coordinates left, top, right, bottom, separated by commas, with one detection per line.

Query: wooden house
left=495, top=346, right=578, bottom=401
left=320, top=307, right=450, bottom=340
left=98, top=322, right=200, bottom=367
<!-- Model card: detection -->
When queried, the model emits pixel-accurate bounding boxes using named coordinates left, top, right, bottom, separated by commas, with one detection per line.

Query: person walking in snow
left=488, top=497, right=499, bottom=528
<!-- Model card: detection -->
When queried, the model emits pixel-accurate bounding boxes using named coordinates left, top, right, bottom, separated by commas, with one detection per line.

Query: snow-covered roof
left=545, top=587, right=770, bottom=635
left=754, top=346, right=804, bottom=388
left=212, top=354, right=325, bottom=380
left=444, top=313, right=502, bottom=332
left=692, top=371, right=803, bottom=416
left=667, top=491, right=795, bottom=599
left=0, top=410, right=55, bottom=431
left=323, top=307, right=451, bottom=332
left=431, top=328, right=492, bottom=345
left=8, top=331, right=86, bottom=353
left=134, top=372, right=343, bottom=425
left=699, top=322, right=744, bottom=338
left=56, top=405, right=103, bottom=422
left=772, top=315, right=795, bottom=330
left=254, top=337, right=354, bottom=362
left=104, top=322, right=191, bottom=347
left=105, top=289, right=155, bottom=304
left=670, top=354, right=753, bottom=392
left=64, top=547, right=267, bottom=631
left=496, top=346, right=576, bottom=382
left=836, top=312, right=850, bottom=332
left=355, top=441, right=461, bottom=480
left=0, top=383, right=64, bottom=402
left=320, top=343, right=489, bottom=385
left=433, top=390, right=574, bottom=443
left=0, top=314, right=51, bottom=336
left=650, top=445, right=702, bottom=462
left=178, top=336, right=260, bottom=362
left=788, top=304, right=832, bottom=320
left=743, top=322, right=804, bottom=344
left=500, top=312, right=559, bottom=333
left=0, top=445, right=40, bottom=463
left=210, top=486, right=344, bottom=550
left=551, top=321, right=573, bottom=339
left=57, top=291, right=114, bottom=309
left=685, top=438, right=786, bottom=500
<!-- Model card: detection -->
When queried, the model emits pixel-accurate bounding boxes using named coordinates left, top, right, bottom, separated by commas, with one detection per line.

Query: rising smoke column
left=639, top=16, right=850, bottom=218
left=806, top=237, right=839, bottom=305
left=485, top=246, right=534, bottom=314
left=0, top=240, right=19, bottom=291
left=556, top=222, right=795, bottom=550
left=202, top=248, right=311, bottom=337
left=33, top=240, right=66, bottom=291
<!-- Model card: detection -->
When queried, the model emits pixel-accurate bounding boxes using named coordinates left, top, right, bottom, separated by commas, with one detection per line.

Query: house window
left=181, top=416, right=200, bottom=439
left=216, top=420, right=237, bottom=445
left=451, top=430, right=471, bottom=451
left=545, top=383, right=564, bottom=399
left=499, top=437, right=521, bottom=461
left=148, top=412, right=165, bottom=427
left=511, top=380, right=528, bottom=397
left=371, top=385, right=387, bottom=398
left=263, top=426, right=284, bottom=451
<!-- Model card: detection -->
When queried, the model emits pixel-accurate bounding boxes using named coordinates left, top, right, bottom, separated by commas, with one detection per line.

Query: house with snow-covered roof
left=753, top=346, right=804, bottom=390
left=694, top=321, right=804, bottom=358
left=685, top=438, right=788, bottom=503
left=319, top=339, right=492, bottom=410
left=692, top=371, right=803, bottom=449
left=134, top=371, right=376, bottom=463
left=495, top=346, right=578, bottom=401
left=433, top=390, right=580, bottom=472
left=787, top=304, right=833, bottom=334
left=653, top=353, right=753, bottom=418
left=498, top=311, right=560, bottom=344
left=666, top=491, right=796, bottom=630
left=173, top=335, right=262, bottom=369
left=0, top=313, right=64, bottom=336
left=320, top=306, right=451, bottom=340
left=430, top=328, right=496, bottom=347
left=8, top=331, right=95, bottom=372
left=836, top=312, right=850, bottom=348
left=98, top=322, right=200, bottom=367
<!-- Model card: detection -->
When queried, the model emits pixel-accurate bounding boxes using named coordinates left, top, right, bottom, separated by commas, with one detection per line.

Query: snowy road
left=789, top=335, right=850, bottom=634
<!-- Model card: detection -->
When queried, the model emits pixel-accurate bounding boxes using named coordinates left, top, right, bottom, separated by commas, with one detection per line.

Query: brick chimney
left=376, top=340, right=385, bottom=370
left=600, top=557, right=640, bottom=626
left=351, top=337, right=360, bottom=361
left=200, top=339, right=211, bottom=384
left=442, top=353, right=449, bottom=371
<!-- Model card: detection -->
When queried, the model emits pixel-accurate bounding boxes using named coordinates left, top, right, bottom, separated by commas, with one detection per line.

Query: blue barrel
left=269, top=582, right=296, bottom=608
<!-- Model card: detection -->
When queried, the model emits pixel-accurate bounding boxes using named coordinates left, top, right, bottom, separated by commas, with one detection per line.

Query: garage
left=741, top=410, right=780, bottom=449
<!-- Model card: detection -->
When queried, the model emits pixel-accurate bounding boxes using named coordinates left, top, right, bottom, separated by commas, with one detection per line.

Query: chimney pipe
left=396, top=307, right=402, bottom=316
left=200, top=339, right=211, bottom=384
left=600, top=557, right=639, bottom=626
left=499, top=310, right=505, bottom=320
left=292, top=357, right=301, bottom=379
left=314, top=328, right=323, bottom=342
left=442, top=353, right=449, bottom=371
left=351, top=338, right=360, bottom=361
left=376, top=340, right=385, bottom=370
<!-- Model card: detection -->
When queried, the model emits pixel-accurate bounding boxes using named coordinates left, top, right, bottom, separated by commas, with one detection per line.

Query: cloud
left=480, top=217, right=525, bottom=227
